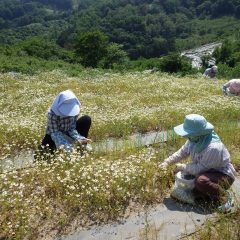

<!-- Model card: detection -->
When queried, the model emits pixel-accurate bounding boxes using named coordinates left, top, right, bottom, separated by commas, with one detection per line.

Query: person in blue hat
left=40, top=90, right=92, bottom=153
left=159, top=114, right=236, bottom=210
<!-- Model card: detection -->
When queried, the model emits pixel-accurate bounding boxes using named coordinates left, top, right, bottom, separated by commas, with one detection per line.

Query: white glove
left=176, top=163, right=187, bottom=172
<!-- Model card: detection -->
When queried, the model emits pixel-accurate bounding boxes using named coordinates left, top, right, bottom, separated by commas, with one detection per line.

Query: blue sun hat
left=50, top=90, right=80, bottom=117
left=174, top=114, right=214, bottom=137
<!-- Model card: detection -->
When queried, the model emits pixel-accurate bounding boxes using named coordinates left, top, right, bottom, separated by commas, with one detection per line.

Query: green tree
left=213, top=39, right=240, bottom=67
left=235, top=5, right=240, bottom=18
left=213, top=40, right=233, bottom=64
left=101, top=43, right=129, bottom=68
left=0, top=18, right=5, bottom=29
left=163, top=0, right=180, bottom=13
left=14, top=37, right=73, bottom=61
left=211, top=0, right=235, bottom=17
left=75, top=31, right=108, bottom=67
left=160, top=53, right=192, bottom=73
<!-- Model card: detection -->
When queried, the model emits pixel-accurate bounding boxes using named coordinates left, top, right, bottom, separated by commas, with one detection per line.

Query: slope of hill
left=1, top=70, right=240, bottom=239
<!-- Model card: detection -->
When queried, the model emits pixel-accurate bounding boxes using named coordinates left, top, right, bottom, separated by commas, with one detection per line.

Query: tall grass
left=1, top=70, right=239, bottom=158
left=0, top=147, right=174, bottom=239
left=192, top=208, right=240, bottom=240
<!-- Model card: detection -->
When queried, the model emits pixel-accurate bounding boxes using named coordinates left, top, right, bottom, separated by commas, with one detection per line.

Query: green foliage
left=69, top=0, right=240, bottom=59
left=37, top=0, right=73, bottom=10
left=217, top=63, right=240, bottom=79
left=16, top=37, right=61, bottom=60
left=0, top=20, right=70, bottom=45
left=159, top=53, right=193, bottom=74
left=113, top=54, right=194, bottom=75
left=199, top=38, right=240, bottom=78
left=201, top=54, right=213, bottom=68
left=213, top=41, right=233, bottom=65
left=213, top=39, right=240, bottom=67
left=1, top=1, right=240, bottom=68
left=115, top=58, right=162, bottom=72
left=2, top=0, right=240, bottom=60
left=0, top=57, right=81, bottom=76
left=211, top=0, right=235, bottom=18
left=100, top=43, right=129, bottom=69
left=75, top=31, right=109, bottom=67
left=0, top=36, right=76, bottom=65
left=0, top=38, right=193, bottom=75
left=176, top=17, right=240, bottom=50
left=0, top=0, right=71, bottom=31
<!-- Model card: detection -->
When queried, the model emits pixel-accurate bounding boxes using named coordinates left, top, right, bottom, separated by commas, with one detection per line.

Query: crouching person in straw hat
left=39, top=90, right=92, bottom=154
left=159, top=114, right=236, bottom=211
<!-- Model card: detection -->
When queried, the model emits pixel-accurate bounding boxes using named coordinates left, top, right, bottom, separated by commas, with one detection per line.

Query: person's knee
left=83, top=115, right=92, bottom=123
left=195, top=175, right=210, bottom=191
left=79, top=115, right=92, bottom=126
left=76, top=115, right=92, bottom=137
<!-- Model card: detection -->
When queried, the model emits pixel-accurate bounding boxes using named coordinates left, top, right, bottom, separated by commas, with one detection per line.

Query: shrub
left=159, top=53, right=193, bottom=74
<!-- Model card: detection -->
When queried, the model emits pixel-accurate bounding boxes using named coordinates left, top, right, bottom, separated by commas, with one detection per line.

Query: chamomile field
left=0, top=70, right=240, bottom=239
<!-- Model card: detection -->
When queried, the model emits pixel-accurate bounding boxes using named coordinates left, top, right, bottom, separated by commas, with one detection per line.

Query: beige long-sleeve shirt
left=165, top=140, right=236, bottom=179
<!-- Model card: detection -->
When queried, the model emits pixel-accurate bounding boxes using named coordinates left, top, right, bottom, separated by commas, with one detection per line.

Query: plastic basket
left=174, top=171, right=195, bottom=190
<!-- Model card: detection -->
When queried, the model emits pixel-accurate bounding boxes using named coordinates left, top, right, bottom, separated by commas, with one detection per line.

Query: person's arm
left=222, top=85, right=227, bottom=95
left=47, top=113, right=72, bottom=151
left=51, top=132, right=72, bottom=151
left=222, top=81, right=231, bottom=96
left=203, top=68, right=210, bottom=77
left=159, top=141, right=190, bottom=168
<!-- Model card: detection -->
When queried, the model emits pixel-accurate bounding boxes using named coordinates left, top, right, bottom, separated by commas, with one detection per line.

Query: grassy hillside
left=0, top=70, right=240, bottom=239
left=1, top=70, right=240, bottom=157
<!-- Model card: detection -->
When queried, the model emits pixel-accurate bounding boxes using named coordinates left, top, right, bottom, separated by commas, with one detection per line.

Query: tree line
left=1, top=30, right=240, bottom=79
left=1, top=0, right=240, bottom=59
left=59, top=0, right=240, bottom=59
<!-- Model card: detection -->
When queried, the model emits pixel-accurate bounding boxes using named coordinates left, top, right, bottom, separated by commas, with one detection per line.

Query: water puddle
left=93, top=130, right=174, bottom=152
left=0, top=130, right=175, bottom=171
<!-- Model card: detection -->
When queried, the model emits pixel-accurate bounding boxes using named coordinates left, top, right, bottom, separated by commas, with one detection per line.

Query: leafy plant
left=74, top=31, right=108, bottom=67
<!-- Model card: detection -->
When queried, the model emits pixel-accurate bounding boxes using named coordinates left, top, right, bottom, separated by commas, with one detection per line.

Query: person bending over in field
left=222, top=79, right=240, bottom=96
left=40, top=90, right=92, bottom=154
left=203, top=65, right=218, bottom=79
left=159, top=114, right=236, bottom=211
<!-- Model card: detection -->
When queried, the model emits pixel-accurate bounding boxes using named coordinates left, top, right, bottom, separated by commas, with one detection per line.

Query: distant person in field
left=222, top=79, right=240, bottom=96
left=203, top=65, right=218, bottom=79
left=40, top=90, right=92, bottom=153
left=159, top=114, right=236, bottom=211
